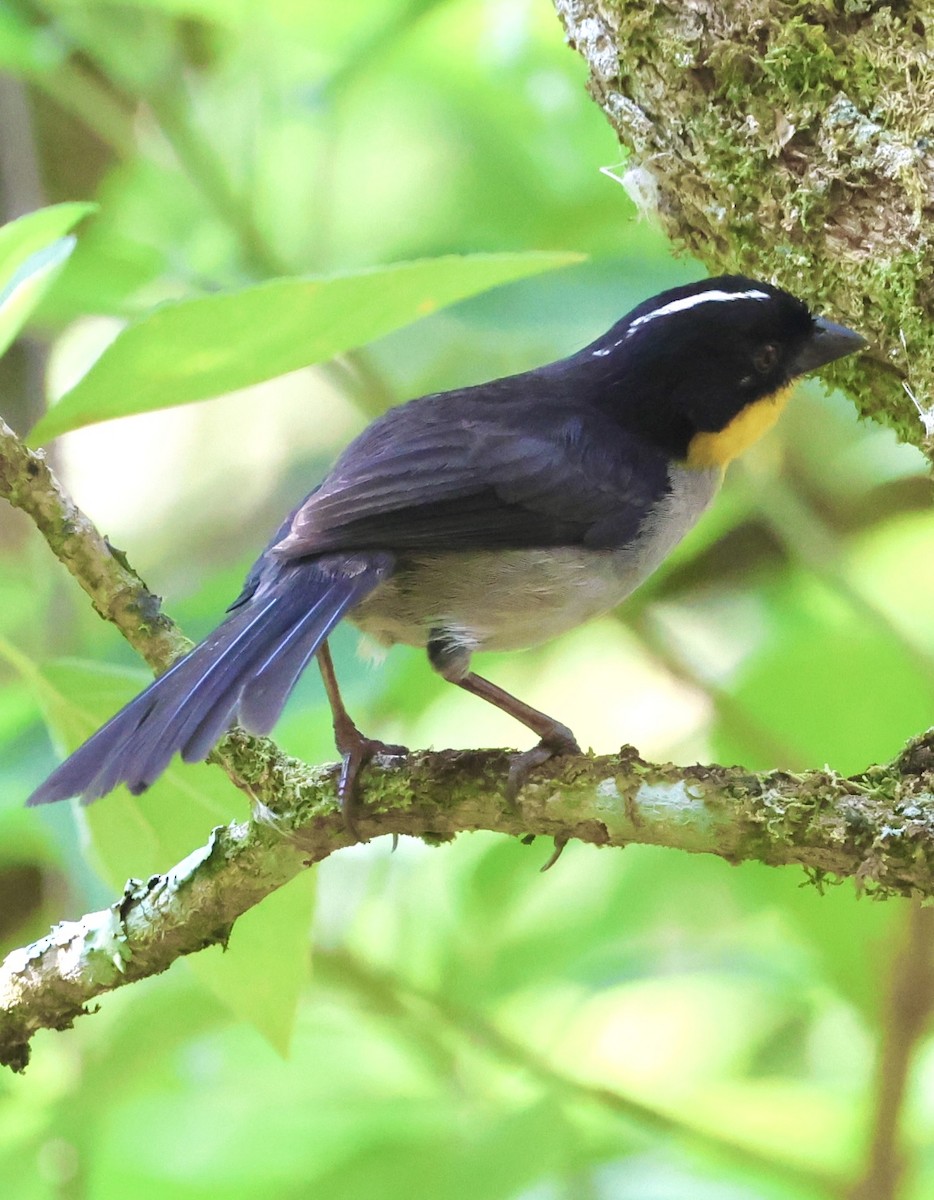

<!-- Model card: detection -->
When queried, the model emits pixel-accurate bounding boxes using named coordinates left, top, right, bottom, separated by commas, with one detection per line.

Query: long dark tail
left=27, top=551, right=394, bottom=807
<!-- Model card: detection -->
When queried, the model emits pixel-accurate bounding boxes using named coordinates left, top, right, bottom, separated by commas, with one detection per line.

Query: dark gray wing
left=273, top=390, right=671, bottom=557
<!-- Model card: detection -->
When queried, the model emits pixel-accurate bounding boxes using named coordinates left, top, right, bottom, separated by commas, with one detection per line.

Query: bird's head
left=582, top=275, right=866, bottom=467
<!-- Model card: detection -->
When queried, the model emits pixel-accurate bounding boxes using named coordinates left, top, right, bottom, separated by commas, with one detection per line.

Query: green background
left=1, top=1, right=932, bottom=1197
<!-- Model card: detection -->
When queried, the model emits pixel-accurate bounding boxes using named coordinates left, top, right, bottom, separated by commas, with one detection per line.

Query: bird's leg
left=427, top=630, right=581, bottom=802
left=453, top=671, right=581, bottom=801
left=316, top=640, right=406, bottom=837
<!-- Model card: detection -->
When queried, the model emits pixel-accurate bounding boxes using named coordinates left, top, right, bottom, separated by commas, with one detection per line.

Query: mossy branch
left=554, top=0, right=934, bottom=459
left=3, top=734, right=934, bottom=1074
left=0, top=415, right=186, bottom=673
left=2, top=402, right=934, bottom=1074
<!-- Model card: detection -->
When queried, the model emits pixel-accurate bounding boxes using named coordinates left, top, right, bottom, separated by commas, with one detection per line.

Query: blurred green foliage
left=1, top=1, right=933, bottom=1197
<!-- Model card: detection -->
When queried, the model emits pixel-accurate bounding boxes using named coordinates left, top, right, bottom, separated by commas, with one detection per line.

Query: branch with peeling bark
left=2, top=410, right=934, bottom=1074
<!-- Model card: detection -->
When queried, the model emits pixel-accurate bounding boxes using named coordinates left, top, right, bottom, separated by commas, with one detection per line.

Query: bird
left=27, top=275, right=866, bottom=825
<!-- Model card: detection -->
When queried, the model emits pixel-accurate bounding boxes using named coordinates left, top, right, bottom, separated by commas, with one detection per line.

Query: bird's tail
left=27, top=551, right=393, bottom=807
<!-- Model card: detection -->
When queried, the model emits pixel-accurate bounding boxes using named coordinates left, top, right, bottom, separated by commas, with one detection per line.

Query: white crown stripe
left=625, top=288, right=771, bottom=338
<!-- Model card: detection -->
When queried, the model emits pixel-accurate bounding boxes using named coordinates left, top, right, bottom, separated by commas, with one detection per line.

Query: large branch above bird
left=553, top=0, right=934, bottom=461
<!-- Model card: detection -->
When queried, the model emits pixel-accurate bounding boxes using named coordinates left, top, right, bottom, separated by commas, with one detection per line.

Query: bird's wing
left=273, top=393, right=672, bottom=557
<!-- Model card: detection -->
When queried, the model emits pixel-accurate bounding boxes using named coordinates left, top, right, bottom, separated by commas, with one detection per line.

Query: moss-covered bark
left=0, top=415, right=186, bottom=671
left=4, top=736, right=934, bottom=1073
left=555, top=0, right=934, bottom=456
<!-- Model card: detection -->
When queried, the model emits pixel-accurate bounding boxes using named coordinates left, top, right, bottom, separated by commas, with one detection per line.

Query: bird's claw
left=337, top=736, right=408, bottom=840
left=540, top=835, right=569, bottom=872
left=505, top=728, right=579, bottom=863
left=505, top=728, right=581, bottom=804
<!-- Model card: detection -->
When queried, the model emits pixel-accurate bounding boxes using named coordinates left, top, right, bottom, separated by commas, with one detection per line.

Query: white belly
left=351, top=464, right=720, bottom=653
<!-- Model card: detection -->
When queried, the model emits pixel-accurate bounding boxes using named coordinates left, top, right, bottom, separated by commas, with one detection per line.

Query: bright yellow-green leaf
left=188, top=871, right=316, bottom=1057
left=0, top=203, right=97, bottom=359
left=27, top=250, right=584, bottom=445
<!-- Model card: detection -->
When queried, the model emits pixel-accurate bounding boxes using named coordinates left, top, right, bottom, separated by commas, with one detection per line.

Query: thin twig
left=849, top=902, right=934, bottom=1200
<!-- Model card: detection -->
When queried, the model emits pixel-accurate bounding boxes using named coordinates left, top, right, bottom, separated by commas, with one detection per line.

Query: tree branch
left=554, top=0, right=934, bottom=460
left=2, top=397, right=934, bottom=1074
left=849, top=901, right=934, bottom=1200
left=3, top=733, right=934, bottom=1073
left=0, top=414, right=185, bottom=673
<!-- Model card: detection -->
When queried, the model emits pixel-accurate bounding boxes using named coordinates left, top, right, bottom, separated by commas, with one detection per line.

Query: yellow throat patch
left=686, top=384, right=794, bottom=470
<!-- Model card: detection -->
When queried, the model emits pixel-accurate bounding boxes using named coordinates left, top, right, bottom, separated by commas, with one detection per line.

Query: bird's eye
left=753, top=343, right=779, bottom=373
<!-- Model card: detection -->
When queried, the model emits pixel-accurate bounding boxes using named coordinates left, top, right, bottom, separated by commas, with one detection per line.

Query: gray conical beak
left=792, top=316, right=867, bottom=375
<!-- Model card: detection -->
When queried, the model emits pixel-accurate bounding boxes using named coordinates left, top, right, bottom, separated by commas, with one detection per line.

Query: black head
left=577, top=275, right=865, bottom=462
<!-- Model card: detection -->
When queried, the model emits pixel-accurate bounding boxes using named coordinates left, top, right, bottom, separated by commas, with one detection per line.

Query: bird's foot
left=505, top=724, right=581, bottom=803
left=507, top=729, right=579, bottom=867
left=336, top=732, right=408, bottom=840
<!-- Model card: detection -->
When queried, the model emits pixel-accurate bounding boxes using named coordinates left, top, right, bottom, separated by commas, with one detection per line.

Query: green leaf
left=27, top=250, right=584, bottom=444
left=187, top=871, right=316, bottom=1057
left=0, top=203, right=97, bottom=359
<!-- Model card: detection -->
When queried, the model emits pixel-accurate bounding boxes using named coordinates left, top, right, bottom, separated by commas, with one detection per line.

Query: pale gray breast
left=351, top=464, right=721, bottom=654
